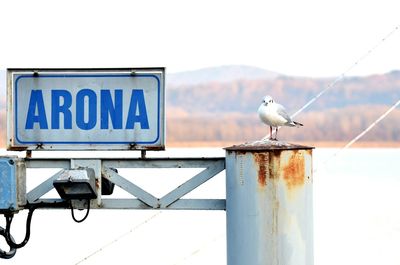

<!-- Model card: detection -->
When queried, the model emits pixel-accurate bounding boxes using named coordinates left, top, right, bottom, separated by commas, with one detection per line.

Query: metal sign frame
left=25, top=157, right=226, bottom=210
left=7, top=68, right=165, bottom=151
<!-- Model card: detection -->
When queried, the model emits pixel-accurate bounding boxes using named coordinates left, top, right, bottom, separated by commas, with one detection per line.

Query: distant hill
left=167, top=65, right=280, bottom=86
left=167, top=70, right=400, bottom=113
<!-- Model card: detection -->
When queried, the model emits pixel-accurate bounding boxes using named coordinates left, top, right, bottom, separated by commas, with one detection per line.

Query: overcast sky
left=0, top=0, right=399, bottom=77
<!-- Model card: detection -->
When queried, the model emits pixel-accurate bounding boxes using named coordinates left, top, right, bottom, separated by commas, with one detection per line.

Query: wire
left=262, top=24, right=400, bottom=140
left=0, top=200, right=70, bottom=259
left=4, top=207, right=36, bottom=249
left=314, top=98, right=400, bottom=172
left=71, top=200, right=91, bottom=223
left=74, top=211, right=162, bottom=265
left=171, top=233, right=224, bottom=265
left=0, top=227, right=17, bottom=259
left=291, top=25, right=399, bottom=120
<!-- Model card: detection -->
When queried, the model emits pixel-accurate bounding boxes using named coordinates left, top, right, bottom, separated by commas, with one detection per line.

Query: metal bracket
left=102, top=167, right=159, bottom=208
left=25, top=157, right=226, bottom=210
left=70, top=160, right=102, bottom=206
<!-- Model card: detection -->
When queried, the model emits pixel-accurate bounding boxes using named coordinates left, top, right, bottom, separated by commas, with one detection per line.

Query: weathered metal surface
left=0, top=157, right=26, bottom=212
left=25, top=157, right=223, bottom=168
left=23, top=157, right=225, bottom=210
left=226, top=143, right=313, bottom=265
left=35, top=198, right=226, bottom=210
left=26, top=170, right=65, bottom=202
left=225, top=140, right=313, bottom=151
left=159, top=160, right=225, bottom=207
left=102, top=167, right=159, bottom=208
left=71, top=160, right=102, bottom=206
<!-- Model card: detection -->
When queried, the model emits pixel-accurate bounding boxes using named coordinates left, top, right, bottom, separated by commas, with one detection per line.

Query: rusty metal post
left=225, top=141, right=313, bottom=265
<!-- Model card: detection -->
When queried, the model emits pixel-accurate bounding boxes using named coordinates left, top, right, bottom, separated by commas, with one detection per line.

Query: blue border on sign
left=14, top=74, right=161, bottom=145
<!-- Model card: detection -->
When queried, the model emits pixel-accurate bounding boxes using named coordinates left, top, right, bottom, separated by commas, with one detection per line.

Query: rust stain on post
left=282, top=150, right=305, bottom=189
left=253, top=153, right=268, bottom=187
left=268, top=150, right=281, bottom=180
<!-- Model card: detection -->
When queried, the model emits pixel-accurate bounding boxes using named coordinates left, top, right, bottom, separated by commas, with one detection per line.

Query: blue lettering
left=25, top=88, right=151, bottom=131
left=76, top=89, right=97, bottom=130
left=51, top=90, right=72, bottom=129
left=25, top=90, right=48, bottom=129
left=126, top=89, right=149, bottom=129
left=101, top=90, right=123, bottom=129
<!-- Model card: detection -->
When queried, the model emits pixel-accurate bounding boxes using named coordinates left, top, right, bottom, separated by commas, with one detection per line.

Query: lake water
left=1, top=147, right=400, bottom=265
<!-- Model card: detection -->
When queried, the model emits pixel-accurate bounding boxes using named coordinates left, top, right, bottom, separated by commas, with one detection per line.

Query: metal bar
left=71, top=159, right=102, bottom=207
left=34, top=199, right=226, bottom=210
left=26, top=170, right=64, bottom=202
left=166, top=199, right=226, bottom=210
left=102, top=167, right=159, bottom=208
left=25, top=159, right=70, bottom=169
left=24, top=157, right=225, bottom=169
left=159, top=160, right=225, bottom=208
left=103, top=158, right=224, bottom=168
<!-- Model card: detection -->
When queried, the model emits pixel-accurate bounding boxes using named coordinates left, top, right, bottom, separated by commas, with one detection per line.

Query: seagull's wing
left=276, top=104, right=293, bottom=123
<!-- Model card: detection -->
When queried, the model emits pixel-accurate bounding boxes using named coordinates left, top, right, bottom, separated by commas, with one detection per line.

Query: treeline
left=167, top=106, right=400, bottom=143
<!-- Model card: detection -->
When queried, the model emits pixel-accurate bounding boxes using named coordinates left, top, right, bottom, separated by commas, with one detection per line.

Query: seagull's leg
left=269, top=126, right=273, bottom=140
left=275, top=127, right=278, bottom=140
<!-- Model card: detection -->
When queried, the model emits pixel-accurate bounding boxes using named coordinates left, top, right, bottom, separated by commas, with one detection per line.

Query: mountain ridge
left=167, top=65, right=280, bottom=86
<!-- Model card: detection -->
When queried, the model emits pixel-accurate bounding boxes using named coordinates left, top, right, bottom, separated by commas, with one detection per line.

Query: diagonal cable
left=171, top=233, right=224, bottom=265
left=74, top=211, right=162, bottom=265
left=291, top=24, right=399, bottom=120
left=314, top=98, right=400, bottom=172
left=263, top=24, right=400, bottom=140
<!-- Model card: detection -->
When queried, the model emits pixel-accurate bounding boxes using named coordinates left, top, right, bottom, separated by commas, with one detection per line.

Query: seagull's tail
left=293, top=121, right=303, bottom=127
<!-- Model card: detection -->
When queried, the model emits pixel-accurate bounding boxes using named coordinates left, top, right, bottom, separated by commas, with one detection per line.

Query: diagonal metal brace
left=26, top=170, right=65, bottom=202
left=159, top=160, right=225, bottom=208
left=102, top=167, right=160, bottom=208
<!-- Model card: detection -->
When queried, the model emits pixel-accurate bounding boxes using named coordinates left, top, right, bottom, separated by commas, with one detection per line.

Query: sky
left=0, top=0, right=399, bottom=77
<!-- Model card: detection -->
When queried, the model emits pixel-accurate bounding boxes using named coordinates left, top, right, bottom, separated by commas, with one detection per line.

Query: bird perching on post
left=258, top=95, right=303, bottom=140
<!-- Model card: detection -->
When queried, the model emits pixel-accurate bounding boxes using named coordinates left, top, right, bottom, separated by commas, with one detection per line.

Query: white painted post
left=225, top=141, right=313, bottom=265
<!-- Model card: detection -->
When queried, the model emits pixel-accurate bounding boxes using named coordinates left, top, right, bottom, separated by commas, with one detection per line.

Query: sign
left=7, top=68, right=165, bottom=151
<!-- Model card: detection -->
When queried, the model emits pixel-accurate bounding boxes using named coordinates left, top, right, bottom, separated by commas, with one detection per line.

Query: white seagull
left=258, top=95, right=303, bottom=140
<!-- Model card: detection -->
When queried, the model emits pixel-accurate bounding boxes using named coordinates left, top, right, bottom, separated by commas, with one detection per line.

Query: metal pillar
left=225, top=141, right=313, bottom=265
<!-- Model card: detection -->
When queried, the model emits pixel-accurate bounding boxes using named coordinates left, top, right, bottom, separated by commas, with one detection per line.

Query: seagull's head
left=262, top=95, right=274, bottom=106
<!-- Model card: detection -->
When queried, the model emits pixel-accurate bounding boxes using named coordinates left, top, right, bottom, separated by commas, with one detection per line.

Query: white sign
left=7, top=68, right=165, bottom=151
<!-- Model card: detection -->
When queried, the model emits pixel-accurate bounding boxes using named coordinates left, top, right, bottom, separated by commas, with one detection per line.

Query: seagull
left=258, top=95, right=303, bottom=140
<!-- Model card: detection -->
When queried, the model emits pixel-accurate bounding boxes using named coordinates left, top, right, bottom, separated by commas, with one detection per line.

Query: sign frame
left=7, top=68, right=165, bottom=151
